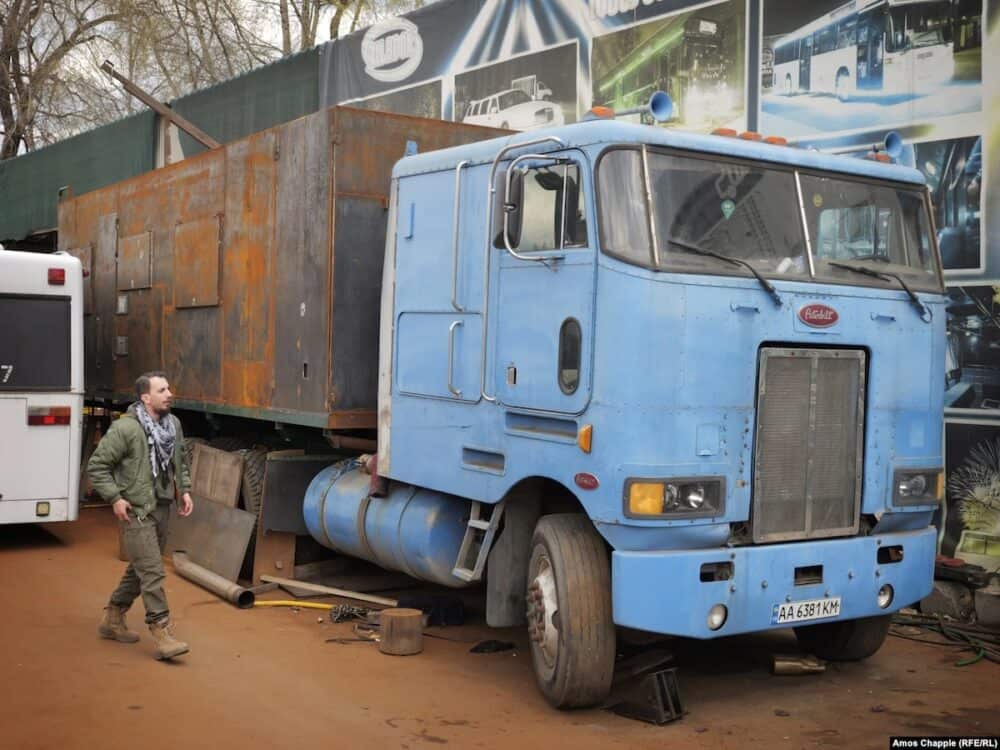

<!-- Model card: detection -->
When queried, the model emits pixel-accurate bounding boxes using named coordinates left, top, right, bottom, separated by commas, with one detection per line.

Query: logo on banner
left=362, top=18, right=423, bottom=83
left=590, top=0, right=668, bottom=19
left=798, top=304, right=839, bottom=328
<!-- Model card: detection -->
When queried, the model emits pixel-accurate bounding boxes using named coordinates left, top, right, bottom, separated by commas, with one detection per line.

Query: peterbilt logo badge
left=362, top=18, right=423, bottom=83
left=799, top=304, right=839, bottom=328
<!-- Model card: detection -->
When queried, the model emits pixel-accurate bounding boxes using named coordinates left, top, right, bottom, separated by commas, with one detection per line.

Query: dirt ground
left=1, top=508, right=997, bottom=750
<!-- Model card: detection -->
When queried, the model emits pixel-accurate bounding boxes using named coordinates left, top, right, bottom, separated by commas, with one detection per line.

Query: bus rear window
left=0, top=295, right=71, bottom=390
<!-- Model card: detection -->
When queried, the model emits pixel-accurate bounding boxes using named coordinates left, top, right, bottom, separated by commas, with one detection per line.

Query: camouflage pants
left=109, top=504, right=171, bottom=624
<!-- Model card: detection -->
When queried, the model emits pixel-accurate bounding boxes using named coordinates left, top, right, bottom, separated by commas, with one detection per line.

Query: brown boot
left=148, top=619, right=189, bottom=660
left=98, top=605, right=140, bottom=643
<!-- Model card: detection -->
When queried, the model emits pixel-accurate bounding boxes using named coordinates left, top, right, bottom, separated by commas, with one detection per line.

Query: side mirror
left=503, top=169, right=524, bottom=250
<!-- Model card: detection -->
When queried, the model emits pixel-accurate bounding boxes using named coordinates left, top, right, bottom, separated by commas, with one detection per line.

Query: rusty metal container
left=58, top=107, right=504, bottom=430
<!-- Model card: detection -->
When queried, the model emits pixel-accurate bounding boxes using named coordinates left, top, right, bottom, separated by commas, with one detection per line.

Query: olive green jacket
left=87, top=406, right=191, bottom=519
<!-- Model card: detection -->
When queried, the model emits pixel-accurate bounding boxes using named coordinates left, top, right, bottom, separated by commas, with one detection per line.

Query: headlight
left=893, top=468, right=943, bottom=507
left=625, top=477, right=724, bottom=518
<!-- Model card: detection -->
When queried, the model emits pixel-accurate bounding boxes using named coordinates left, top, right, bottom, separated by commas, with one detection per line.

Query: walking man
left=88, top=371, right=194, bottom=660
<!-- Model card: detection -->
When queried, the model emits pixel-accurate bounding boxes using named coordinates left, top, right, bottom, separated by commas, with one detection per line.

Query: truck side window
left=558, top=318, right=582, bottom=394
left=497, top=163, right=588, bottom=252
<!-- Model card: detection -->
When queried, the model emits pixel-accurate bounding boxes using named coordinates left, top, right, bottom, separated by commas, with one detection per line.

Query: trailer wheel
left=794, top=614, right=892, bottom=661
left=238, top=448, right=267, bottom=517
left=526, top=514, right=615, bottom=709
left=209, top=436, right=250, bottom=452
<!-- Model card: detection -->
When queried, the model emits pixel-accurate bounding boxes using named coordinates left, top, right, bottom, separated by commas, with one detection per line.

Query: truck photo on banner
left=454, top=42, right=578, bottom=131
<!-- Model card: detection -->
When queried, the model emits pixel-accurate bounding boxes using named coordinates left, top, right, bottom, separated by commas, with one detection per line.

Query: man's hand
left=179, top=492, right=194, bottom=517
left=112, top=498, right=130, bottom=521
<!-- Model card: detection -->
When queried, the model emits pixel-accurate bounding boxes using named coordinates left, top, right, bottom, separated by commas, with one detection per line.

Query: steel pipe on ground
left=172, top=552, right=255, bottom=609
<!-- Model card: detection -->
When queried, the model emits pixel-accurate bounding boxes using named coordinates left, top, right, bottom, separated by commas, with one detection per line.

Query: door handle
left=448, top=320, right=463, bottom=397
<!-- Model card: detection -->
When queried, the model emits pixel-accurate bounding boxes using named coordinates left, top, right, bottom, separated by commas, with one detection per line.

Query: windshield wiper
left=665, top=237, right=783, bottom=307
left=828, top=261, right=930, bottom=321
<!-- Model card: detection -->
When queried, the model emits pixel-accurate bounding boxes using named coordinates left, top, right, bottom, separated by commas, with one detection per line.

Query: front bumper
left=612, top=526, right=935, bottom=638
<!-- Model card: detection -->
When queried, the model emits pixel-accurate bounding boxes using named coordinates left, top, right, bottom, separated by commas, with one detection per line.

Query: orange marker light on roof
left=739, top=131, right=763, bottom=141
left=586, top=106, right=615, bottom=120
left=712, top=128, right=738, bottom=137
left=764, top=136, right=788, bottom=146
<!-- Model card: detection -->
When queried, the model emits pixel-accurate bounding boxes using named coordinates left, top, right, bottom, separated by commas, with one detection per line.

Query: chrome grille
left=752, top=348, right=865, bottom=543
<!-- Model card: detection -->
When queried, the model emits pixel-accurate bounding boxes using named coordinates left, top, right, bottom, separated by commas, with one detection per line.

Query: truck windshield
left=596, top=147, right=942, bottom=293
left=801, top=173, right=940, bottom=291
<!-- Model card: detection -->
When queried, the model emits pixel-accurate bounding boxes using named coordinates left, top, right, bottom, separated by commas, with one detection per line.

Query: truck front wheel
left=526, top=514, right=615, bottom=709
left=794, top=614, right=892, bottom=661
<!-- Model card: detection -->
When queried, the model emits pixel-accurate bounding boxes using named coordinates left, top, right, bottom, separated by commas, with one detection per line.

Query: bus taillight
left=27, top=406, right=72, bottom=426
left=48, top=268, right=66, bottom=285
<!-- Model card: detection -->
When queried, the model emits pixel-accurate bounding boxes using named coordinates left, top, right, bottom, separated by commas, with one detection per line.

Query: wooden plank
left=190, top=443, right=243, bottom=508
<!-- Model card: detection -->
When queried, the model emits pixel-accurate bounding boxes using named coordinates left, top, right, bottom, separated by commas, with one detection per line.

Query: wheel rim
left=527, top=553, right=560, bottom=670
left=836, top=74, right=847, bottom=100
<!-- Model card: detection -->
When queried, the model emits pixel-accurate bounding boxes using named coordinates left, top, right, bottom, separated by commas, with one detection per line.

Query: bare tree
left=1, top=0, right=432, bottom=155
left=1, top=0, right=129, bottom=157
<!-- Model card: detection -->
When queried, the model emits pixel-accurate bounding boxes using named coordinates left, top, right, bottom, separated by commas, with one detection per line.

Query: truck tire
left=794, top=614, right=891, bottom=661
left=526, top=514, right=615, bottom=709
left=209, top=436, right=249, bottom=452
left=238, top=448, right=267, bottom=517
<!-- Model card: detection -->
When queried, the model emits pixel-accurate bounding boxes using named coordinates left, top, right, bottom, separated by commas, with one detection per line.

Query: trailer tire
left=794, top=614, right=892, bottom=661
left=526, top=514, right=615, bottom=709
left=238, top=448, right=267, bottom=517
left=209, top=436, right=250, bottom=453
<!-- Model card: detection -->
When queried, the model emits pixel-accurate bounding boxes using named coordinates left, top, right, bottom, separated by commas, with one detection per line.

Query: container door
left=492, top=152, right=595, bottom=415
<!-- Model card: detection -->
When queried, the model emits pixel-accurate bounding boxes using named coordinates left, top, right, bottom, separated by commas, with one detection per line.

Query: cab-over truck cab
left=331, top=119, right=944, bottom=708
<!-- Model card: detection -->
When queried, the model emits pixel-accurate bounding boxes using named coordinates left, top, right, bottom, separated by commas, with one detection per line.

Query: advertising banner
left=319, top=0, right=749, bottom=130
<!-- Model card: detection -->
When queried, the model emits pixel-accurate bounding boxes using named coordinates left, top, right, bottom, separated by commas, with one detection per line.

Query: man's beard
left=156, top=404, right=172, bottom=417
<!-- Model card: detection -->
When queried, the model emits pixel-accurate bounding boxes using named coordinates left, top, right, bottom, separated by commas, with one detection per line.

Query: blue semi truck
left=303, top=112, right=944, bottom=708
left=63, top=102, right=943, bottom=709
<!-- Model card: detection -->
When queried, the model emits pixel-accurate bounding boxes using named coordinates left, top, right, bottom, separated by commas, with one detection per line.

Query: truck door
left=492, top=152, right=595, bottom=415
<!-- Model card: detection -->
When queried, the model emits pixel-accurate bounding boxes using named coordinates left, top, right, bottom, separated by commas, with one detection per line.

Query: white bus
left=0, top=249, right=84, bottom=523
left=772, top=0, right=957, bottom=101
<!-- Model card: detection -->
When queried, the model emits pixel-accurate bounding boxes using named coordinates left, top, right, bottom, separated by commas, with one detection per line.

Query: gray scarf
left=133, top=403, right=176, bottom=479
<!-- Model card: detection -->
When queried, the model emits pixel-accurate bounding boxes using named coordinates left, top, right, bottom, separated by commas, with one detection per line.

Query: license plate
left=771, top=597, right=841, bottom=625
